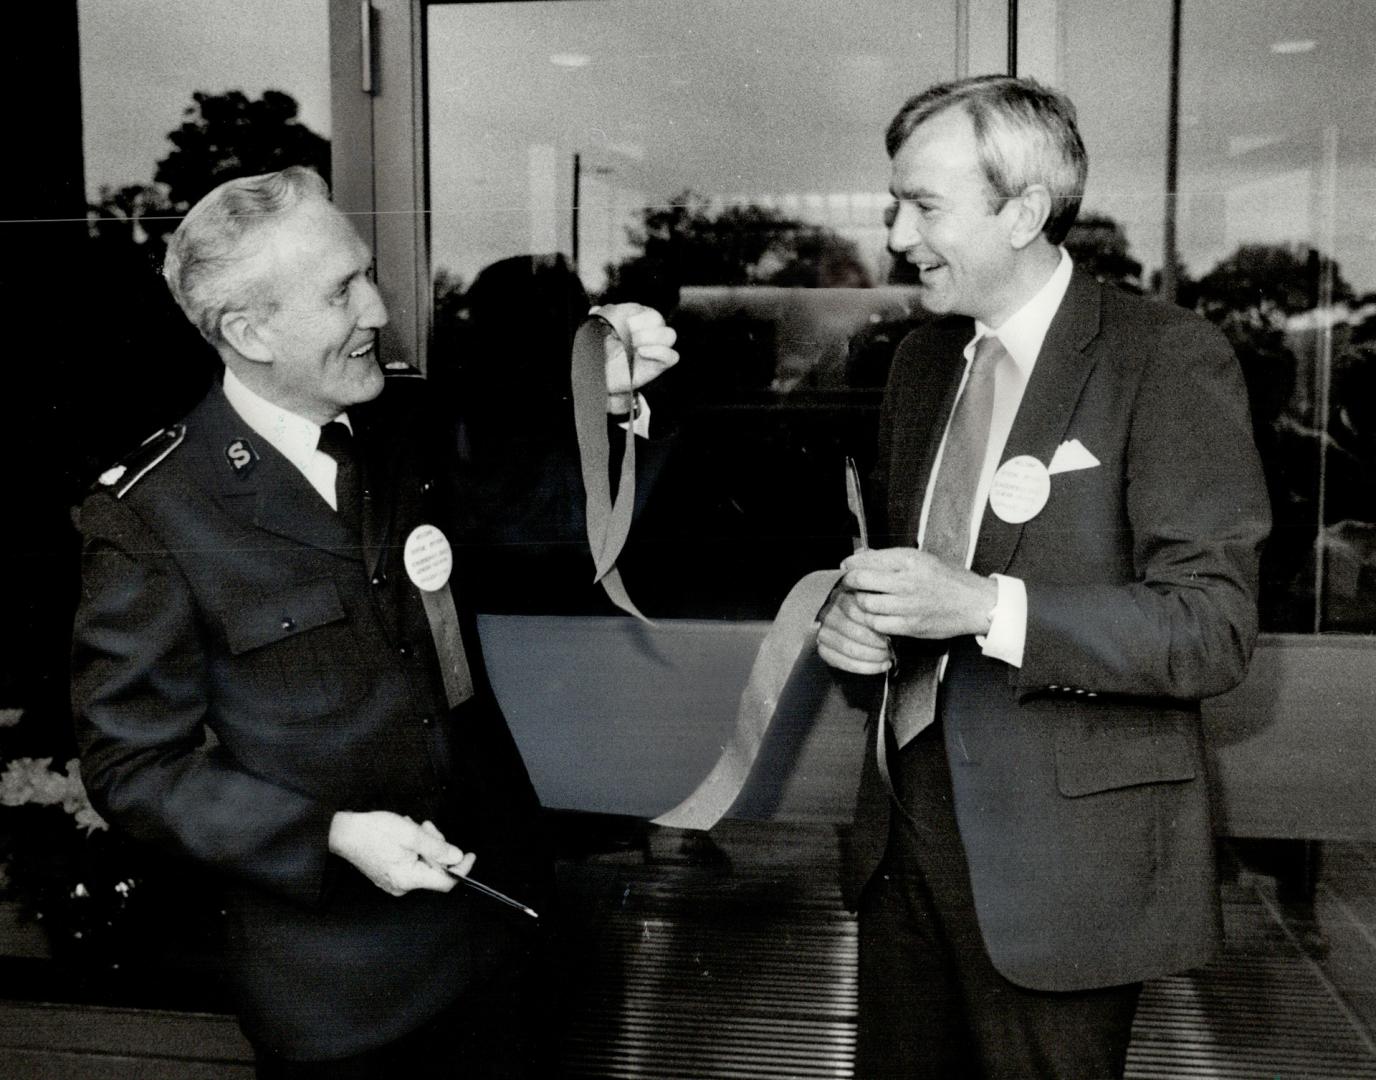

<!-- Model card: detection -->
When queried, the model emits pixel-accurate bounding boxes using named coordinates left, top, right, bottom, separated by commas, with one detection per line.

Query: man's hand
left=818, top=587, right=895, bottom=675
left=818, top=548, right=998, bottom=673
left=591, top=302, right=679, bottom=414
left=328, top=810, right=476, bottom=897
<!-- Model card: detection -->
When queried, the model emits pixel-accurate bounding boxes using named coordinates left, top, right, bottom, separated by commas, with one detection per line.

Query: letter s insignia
left=225, top=438, right=259, bottom=476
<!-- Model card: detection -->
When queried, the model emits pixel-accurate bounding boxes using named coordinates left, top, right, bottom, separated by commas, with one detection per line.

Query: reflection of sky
left=77, top=0, right=329, bottom=197
left=79, top=0, right=1374, bottom=294
left=1066, top=0, right=1376, bottom=294
left=427, top=0, right=949, bottom=290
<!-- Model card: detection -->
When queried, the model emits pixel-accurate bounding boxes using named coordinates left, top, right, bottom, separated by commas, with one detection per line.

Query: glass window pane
left=76, top=0, right=332, bottom=453
left=426, top=0, right=955, bottom=617
left=1064, top=0, right=1376, bottom=632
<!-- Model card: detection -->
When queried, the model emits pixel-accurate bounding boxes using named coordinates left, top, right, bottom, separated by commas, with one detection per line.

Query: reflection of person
left=818, top=77, right=1270, bottom=1078
left=433, top=253, right=674, bottom=612
left=72, top=167, right=676, bottom=1077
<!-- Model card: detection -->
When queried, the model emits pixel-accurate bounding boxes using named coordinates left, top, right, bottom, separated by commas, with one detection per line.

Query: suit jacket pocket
left=1054, top=710, right=1198, bottom=797
left=218, top=579, right=367, bottom=719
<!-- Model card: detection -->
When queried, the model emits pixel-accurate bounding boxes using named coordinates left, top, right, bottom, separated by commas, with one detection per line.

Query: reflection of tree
left=87, top=183, right=177, bottom=266
left=1184, top=243, right=1359, bottom=630
left=1193, top=245, right=1354, bottom=325
left=88, top=90, right=330, bottom=270
left=1322, top=302, right=1376, bottom=629
left=1065, top=214, right=1143, bottom=291
left=601, top=190, right=870, bottom=309
left=156, top=90, right=330, bottom=212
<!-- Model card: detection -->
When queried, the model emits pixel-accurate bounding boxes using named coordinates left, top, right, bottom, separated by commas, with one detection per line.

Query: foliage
left=87, top=89, right=330, bottom=264
left=0, top=756, right=140, bottom=966
left=87, top=183, right=178, bottom=260
left=0, top=757, right=106, bottom=834
left=1193, top=244, right=1355, bottom=328
left=1065, top=214, right=1143, bottom=291
left=155, top=89, right=330, bottom=212
left=600, top=190, right=870, bottom=307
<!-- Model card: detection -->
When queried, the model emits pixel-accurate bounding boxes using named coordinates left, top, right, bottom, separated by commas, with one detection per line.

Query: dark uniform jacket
left=846, top=269, right=1272, bottom=991
left=72, top=376, right=548, bottom=1058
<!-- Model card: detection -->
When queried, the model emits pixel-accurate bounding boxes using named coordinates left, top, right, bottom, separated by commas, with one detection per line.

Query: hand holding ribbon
left=571, top=308, right=673, bottom=622
left=589, top=302, right=679, bottom=415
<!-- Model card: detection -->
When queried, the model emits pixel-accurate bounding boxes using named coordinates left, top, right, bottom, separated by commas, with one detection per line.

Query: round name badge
left=403, top=524, right=453, bottom=592
left=989, top=455, right=1051, bottom=524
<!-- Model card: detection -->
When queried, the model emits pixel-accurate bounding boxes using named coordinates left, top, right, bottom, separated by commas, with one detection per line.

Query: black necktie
left=889, top=333, right=1008, bottom=747
left=317, top=421, right=362, bottom=534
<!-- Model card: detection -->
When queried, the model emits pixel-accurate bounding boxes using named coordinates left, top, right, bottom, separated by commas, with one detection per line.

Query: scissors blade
left=845, top=456, right=869, bottom=552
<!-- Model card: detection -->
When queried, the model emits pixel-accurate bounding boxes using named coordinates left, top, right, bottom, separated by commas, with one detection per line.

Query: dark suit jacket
left=847, top=269, right=1271, bottom=992
left=72, top=377, right=548, bottom=1058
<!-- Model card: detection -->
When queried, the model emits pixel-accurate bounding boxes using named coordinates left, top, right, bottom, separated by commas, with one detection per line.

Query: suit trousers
left=856, top=721, right=1142, bottom=1080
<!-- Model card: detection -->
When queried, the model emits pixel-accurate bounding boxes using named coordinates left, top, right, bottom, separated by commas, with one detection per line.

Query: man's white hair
left=162, top=166, right=332, bottom=346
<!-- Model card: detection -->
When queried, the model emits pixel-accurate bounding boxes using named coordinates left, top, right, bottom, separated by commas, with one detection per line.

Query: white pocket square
left=1048, top=439, right=1100, bottom=476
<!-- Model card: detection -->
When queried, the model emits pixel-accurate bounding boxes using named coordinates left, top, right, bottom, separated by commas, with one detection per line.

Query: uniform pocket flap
left=1055, top=722, right=1197, bottom=797
left=221, top=578, right=347, bottom=655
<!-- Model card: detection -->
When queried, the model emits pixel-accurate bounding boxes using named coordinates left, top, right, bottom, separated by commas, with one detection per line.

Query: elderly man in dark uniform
left=818, top=77, right=1270, bottom=1078
left=71, top=166, right=677, bottom=1077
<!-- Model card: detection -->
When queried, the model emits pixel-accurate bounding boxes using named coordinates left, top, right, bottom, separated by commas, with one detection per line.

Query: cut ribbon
left=571, top=315, right=651, bottom=623
left=419, top=585, right=475, bottom=709
left=405, top=523, right=476, bottom=710
left=653, top=568, right=848, bottom=830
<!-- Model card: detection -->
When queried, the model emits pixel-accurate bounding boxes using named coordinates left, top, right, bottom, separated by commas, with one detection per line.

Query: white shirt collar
left=967, top=248, right=1074, bottom=372
left=221, top=367, right=351, bottom=474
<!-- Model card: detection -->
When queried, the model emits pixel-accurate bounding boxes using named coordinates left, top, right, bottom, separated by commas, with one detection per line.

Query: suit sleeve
left=72, top=492, right=337, bottom=907
left=1018, top=318, right=1271, bottom=701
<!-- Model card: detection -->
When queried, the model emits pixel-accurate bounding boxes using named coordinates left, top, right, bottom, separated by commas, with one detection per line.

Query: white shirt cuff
left=616, top=393, right=651, bottom=438
left=977, top=573, right=1026, bottom=668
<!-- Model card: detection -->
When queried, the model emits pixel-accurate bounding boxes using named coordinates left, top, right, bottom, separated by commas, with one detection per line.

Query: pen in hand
left=445, top=867, right=540, bottom=920
left=418, top=819, right=539, bottom=919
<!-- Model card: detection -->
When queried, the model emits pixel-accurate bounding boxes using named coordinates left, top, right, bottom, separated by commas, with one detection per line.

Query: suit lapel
left=972, top=270, right=1104, bottom=577
left=189, top=387, right=364, bottom=561
left=885, top=321, right=970, bottom=544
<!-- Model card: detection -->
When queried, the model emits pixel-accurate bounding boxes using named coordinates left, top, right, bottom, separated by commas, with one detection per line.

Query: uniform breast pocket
left=218, top=578, right=370, bottom=720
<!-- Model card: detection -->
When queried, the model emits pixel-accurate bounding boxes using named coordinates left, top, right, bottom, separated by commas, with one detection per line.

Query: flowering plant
left=0, top=756, right=108, bottom=835
left=0, top=718, right=227, bottom=985
left=0, top=753, right=142, bottom=966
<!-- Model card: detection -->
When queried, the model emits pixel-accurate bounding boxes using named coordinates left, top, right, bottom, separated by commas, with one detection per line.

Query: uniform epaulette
left=95, top=424, right=186, bottom=498
left=383, top=361, right=425, bottom=379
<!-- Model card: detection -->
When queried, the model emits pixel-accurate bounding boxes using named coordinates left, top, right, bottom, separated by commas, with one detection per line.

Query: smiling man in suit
left=72, top=166, right=676, bottom=1077
left=817, top=76, right=1270, bottom=1078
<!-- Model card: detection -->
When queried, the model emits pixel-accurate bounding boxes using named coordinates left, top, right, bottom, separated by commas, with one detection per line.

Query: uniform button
left=398, top=642, right=412, bottom=657
left=420, top=716, right=433, bottom=727
left=362, top=488, right=373, bottom=501
left=280, top=618, right=295, bottom=632
left=1086, top=691, right=1099, bottom=698
left=371, top=572, right=387, bottom=587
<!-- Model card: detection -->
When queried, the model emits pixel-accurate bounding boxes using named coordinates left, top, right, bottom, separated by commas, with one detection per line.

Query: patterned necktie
left=317, top=421, right=362, bottom=534
left=889, top=333, right=1008, bottom=748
